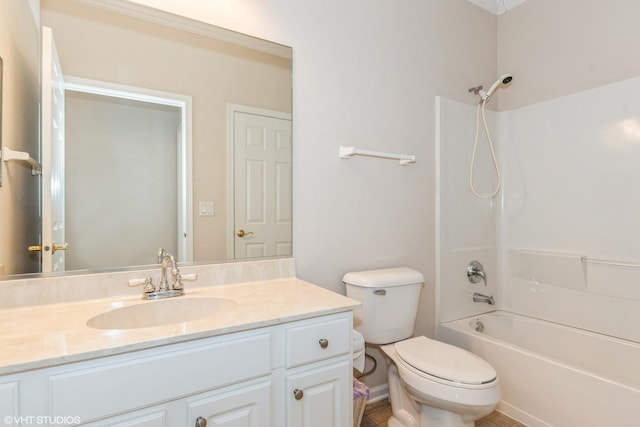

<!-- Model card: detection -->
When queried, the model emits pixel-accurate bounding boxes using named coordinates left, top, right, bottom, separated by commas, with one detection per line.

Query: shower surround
left=435, top=76, right=640, bottom=425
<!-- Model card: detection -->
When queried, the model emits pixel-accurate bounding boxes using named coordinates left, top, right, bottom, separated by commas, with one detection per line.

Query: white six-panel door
left=40, top=27, right=66, bottom=272
left=234, top=110, right=292, bottom=259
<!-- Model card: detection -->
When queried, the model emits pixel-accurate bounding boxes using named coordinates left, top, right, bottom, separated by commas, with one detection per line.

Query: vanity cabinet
left=284, top=315, right=352, bottom=427
left=4, top=311, right=352, bottom=426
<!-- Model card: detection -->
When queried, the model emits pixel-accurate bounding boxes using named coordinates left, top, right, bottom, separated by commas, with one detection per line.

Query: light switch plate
left=199, top=201, right=215, bottom=216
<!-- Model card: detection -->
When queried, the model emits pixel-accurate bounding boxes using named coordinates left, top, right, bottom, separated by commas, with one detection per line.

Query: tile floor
left=360, top=399, right=527, bottom=427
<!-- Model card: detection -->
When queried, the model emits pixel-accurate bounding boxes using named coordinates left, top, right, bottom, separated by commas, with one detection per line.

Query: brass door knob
left=319, top=338, right=329, bottom=349
left=293, top=389, right=304, bottom=400
left=195, top=417, right=207, bottom=427
left=28, top=242, right=68, bottom=253
left=52, top=242, right=68, bottom=254
left=236, top=229, right=254, bottom=238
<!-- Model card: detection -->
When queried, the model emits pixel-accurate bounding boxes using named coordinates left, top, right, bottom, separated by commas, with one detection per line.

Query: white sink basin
left=86, top=297, right=237, bottom=330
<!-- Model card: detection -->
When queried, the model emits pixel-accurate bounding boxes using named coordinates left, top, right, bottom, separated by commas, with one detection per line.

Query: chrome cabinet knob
left=195, top=416, right=207, bottom=427
left=318, top=338, right=329, bottom=349
left=293, top=389, right=304, bottom=400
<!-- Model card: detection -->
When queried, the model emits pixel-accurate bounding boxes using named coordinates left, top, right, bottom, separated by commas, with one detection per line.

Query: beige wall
left=498, top=0, right=640, bottom=110
left=0, top=0, right=41, bottom=275
left=125, top=0, right=497, bottom=389
left=41, top=0, right=292, bottom=262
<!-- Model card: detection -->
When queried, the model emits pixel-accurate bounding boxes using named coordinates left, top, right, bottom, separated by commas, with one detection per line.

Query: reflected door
left=40, top=26, right=66, bottom=272
left=234, top=110, right=292, bottom=258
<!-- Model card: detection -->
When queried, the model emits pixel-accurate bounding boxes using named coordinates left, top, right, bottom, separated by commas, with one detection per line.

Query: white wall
left=125, top=0, right=497, bottom=390
left=498, top=0, right=640, bottom=111
left=125, top=0, right=497, bottom=331
left=0, top=0, right=41, bottom=275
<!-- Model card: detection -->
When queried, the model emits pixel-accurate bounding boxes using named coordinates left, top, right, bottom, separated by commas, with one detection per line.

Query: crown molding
left=467, top=0, right=527, bottom=15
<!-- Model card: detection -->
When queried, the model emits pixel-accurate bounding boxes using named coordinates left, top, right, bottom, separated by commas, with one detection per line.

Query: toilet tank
left=343, top=267, right=424, bottom=344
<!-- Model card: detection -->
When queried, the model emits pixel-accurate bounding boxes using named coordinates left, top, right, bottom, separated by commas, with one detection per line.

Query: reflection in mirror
left=0, top=0, right=292, bottom=278
left=64, top=89, right=183, bottom=270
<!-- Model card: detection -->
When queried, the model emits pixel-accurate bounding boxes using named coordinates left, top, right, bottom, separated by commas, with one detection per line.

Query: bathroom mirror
left=1, top=0, right=292, bottom=278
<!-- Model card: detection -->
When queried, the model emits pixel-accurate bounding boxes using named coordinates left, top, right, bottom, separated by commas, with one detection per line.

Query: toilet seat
left=395, top=336, right=497, bottom=387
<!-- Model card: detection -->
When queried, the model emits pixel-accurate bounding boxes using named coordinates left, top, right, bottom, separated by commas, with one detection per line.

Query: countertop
left=0, top=278, right=360, bottom=375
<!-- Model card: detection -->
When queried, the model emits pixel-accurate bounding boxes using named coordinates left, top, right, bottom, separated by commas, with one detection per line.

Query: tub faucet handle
left=467, top=261, right=487, bottom=286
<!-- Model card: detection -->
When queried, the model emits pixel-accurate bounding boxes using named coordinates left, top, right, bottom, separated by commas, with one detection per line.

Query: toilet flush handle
left=373, top=289, right=386, bottom=296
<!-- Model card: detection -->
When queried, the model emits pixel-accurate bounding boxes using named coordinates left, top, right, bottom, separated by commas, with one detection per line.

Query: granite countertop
left=1, top=278, right=360, bottom=375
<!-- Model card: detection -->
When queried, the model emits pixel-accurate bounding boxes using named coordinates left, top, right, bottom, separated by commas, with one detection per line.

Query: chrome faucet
left=472, top=292, right=495, bottom=305
left=158, top=248, right=178, bottom=291
left=467, top=261, right=487, bottom=286
left=128, top=248, right=197, bottom=300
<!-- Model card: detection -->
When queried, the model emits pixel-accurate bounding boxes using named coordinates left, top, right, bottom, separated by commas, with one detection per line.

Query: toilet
left=344, top=267, right=500, bottom=427
left=352, top=329, right=366, bottom=374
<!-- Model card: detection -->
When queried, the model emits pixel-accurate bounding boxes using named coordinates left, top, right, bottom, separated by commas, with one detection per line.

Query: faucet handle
left=128, top=277, right=156, bottom=293
left=467, top=261, right=487, bottom=286
left=173, top=273, right=197, bottom=290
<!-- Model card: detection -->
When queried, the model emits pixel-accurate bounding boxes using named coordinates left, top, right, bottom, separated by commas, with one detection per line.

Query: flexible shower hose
left=469, top=100, right=501, bottom=199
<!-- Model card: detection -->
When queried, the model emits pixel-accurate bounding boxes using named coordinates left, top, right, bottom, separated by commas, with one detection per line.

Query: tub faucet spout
left=473, top=292, right=495, bottom=305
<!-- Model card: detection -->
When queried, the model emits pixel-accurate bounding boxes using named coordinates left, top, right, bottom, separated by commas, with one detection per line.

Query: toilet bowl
left=344, top=267, right=500, bottom=427
left=382, top=337, right=500, bottom=427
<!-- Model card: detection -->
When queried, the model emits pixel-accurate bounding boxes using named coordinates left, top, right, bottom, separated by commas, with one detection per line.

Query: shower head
left=482, top=73, right=513, bottom=101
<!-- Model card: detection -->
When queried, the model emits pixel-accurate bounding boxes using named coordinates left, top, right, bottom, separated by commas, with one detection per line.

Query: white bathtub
left=437, top=311, right=640, bottom=427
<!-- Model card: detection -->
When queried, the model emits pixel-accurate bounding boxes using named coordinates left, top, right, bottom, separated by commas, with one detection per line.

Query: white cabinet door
left=0, top=381, right=19, bottom=426
left=82, top=409, right=168, bottom=427
left=286, top=360, right=351, bottom=427
left=187, top=379, right=271, bottom=427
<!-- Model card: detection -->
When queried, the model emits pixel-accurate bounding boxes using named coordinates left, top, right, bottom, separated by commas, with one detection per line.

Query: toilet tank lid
left=343, top=267, right=424, bottom=288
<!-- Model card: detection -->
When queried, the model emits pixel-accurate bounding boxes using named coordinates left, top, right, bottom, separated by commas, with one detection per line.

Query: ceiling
left=467, top=0, right=527, bottom=15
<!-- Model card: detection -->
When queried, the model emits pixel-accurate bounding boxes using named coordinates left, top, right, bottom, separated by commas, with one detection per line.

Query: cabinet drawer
left=286, top=315, right=350, bottom=368
left=49, top=333, right=271, bottom=423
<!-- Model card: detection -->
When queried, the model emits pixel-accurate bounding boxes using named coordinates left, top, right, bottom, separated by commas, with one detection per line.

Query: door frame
left=225, top=104, right=292, bottom=258
left=62, top=76, right=194, bottom=262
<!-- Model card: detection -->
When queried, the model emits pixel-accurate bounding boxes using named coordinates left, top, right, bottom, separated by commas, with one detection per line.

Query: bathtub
left=437, top=311, right=640, bottom=427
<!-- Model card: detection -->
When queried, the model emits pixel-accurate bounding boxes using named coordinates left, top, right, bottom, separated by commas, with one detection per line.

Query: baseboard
left=366, top=383, right=389, bottom=404
left=497, top=401, right=550, bottom=427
